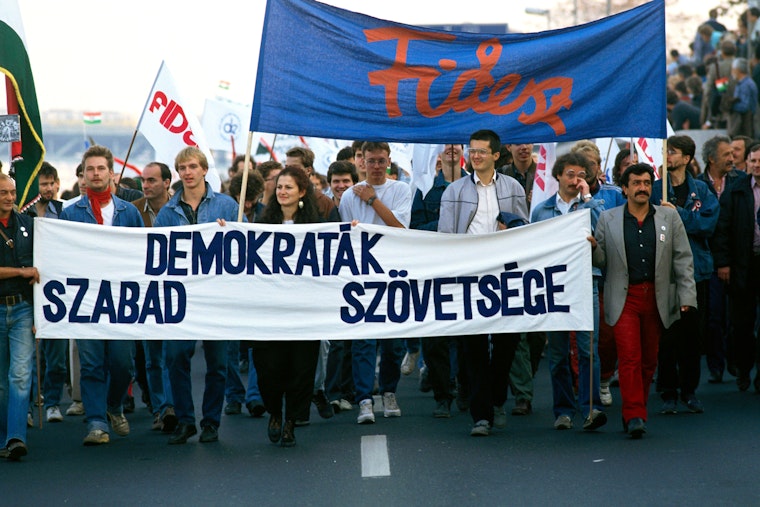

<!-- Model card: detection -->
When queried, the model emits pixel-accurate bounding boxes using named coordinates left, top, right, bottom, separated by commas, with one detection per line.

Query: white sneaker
left=339, top=399, right=353, bottom=411
left=27, top=411, right=33, bottom=427
left=383, top=392, right=401, bottom=417
left=107, top=411, right=130, bottom=436
left=357, top=399, right=375, bottom=424
left=470, top=419, right=490, bottom=437
left=599, top=381, right=613, bottom=406
left=493, top=404, right=507, bottom=429
left=400, top=351, right=420, bottom=376
left=66, top=401, right=85, bottom=416
left=46, top=406, right=63, bottom=423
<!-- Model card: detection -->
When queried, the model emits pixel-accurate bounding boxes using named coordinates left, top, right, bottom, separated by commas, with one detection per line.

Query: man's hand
left=717, top=266, right=730, bottom=284
left=587, top=235, right=597, bottom=250
left=20, top=267, right=39, bottom=285
left=216, top=219, right=227, bottom=227
left=352, top=184, right=376, bottom=204
left=659, top=200, right=676, bottom=210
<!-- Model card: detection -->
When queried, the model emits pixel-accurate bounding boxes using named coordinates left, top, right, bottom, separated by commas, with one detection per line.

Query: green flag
left=1, top=1, right=45, bottom=207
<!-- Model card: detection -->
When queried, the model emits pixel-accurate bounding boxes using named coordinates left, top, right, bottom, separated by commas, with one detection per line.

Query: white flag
left=410, top=144, right=443, bottom=198
left=201, top=98, right=251, bottom=154
left=137, top=61, right=222, bottom=191
left=529, top=143, right=558, bottom=220
left=596, top=138, right=620, bottom=184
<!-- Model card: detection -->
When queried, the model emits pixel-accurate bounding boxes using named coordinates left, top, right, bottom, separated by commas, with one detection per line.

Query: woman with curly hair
left=254, top=166, right=323, bottom=447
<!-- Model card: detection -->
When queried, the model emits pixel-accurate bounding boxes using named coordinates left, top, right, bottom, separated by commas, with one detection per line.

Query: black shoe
left=199, top=425, right=218, bottom=443
left=168, top=423, right=197, bottom=445
left=161, top=407, right=178, bottom=433
left=268, top=415, right=283, bottom=443
left=6, top=439, right=27, bottom=461
left=511, top=399, right=532, bottom=416
left=224, top=401, right=242, bottom=415
left=455, top=389, right=470, bottom=412
left=123, top=395, right=135, bottom=414
left=707, top=371, right=723, bottom=384
left=433, top=399, right=451, bottom=418
left=313, top=390, right=334, bottom=419
left=246, top=401, right=266, bottom=418
left=737, top=375, right=751, bottom=392
left=583, top=409, right=607, bottom=431
left=627, top=418, right=646, bottom=439
left=281, top=420, right=296, bottom=447
left=682, top=395, right=704, bottom=414
left=419, top=366, right=432, bottom=393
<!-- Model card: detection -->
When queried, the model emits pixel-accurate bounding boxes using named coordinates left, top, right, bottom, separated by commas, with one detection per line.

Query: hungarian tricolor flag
left=1, top=1, right=44, bottom=207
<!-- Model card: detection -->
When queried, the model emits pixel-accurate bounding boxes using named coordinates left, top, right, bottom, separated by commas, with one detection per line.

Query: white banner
left=137, top=61, right=222, bottom=191
left=33, top=212, right=593, bottom=340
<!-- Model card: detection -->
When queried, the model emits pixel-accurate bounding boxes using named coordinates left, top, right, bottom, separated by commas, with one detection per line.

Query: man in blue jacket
left=60, top=145, right=144, bottom=446
left=154, top=147, right=239, bottom=444
left=652, top=135, right=719, bottom=413
left=532, top=152, right=607, bottom=432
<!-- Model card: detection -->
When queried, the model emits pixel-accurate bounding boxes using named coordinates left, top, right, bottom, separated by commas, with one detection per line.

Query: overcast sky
left=14, top=0, right=719, bottom=118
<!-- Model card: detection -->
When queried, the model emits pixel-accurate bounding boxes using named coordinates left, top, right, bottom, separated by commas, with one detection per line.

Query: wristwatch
left=366, top=196, right=377, bottom=206
left=582, top=193, right=592, bottom=202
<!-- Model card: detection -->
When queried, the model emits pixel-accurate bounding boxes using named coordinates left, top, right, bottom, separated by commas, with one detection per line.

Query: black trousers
left=658, top=280, right=707, bottom=400
left=252, top=340, right=320, bottom=421
left=463, top=333, right=521, bottom=424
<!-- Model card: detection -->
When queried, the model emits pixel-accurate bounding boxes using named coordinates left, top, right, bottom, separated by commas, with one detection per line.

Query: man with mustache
left=590, top=164, right=696, bottom=439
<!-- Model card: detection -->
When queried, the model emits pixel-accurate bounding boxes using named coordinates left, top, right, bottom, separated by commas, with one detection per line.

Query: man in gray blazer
left=590, top=163, right=696, bottom=439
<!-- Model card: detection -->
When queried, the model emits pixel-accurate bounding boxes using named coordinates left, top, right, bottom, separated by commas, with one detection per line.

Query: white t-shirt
left=338, top=179, right=411, bottom=227
left=101, top=199, right=115, bottom=226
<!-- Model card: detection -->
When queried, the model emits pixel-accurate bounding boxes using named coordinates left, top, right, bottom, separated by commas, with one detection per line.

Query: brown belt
left=0, top=294, right=23, bottom=306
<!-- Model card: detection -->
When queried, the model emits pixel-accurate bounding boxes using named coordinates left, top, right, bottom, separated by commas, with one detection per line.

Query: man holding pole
left=531, top=152, right=607, bottom=431
left=154, top=147, right=239, bottom=444
left=651, top=135, right=718, bottom=414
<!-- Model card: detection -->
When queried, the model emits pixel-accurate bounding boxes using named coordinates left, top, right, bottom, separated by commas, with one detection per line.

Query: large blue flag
left=250, top=0, right=665, bottom=144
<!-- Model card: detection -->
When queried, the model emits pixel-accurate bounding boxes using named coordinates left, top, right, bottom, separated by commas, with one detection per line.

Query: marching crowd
left=1, top=123, right=758, bottom=461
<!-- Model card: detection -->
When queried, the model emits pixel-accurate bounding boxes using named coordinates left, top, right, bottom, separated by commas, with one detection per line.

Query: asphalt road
left=3, top=345, right=760, bottom=506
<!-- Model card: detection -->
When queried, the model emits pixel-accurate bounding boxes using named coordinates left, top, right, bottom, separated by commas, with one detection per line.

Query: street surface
left=3, top=343, right=759, bottom=506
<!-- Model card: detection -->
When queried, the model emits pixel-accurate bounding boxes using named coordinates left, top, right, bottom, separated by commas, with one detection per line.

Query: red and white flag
left=137, top=61, right=221, bottom=191
left=530, top=143, right=558, bottom=220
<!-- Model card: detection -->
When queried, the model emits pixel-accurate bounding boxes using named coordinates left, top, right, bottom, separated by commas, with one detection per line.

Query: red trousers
left=613, top=283, right=663, bottom=423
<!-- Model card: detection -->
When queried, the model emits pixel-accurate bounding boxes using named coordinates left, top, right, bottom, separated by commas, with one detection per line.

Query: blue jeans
left=225, top=341, right=245, bottom=404
left=143, top=340, right=173, bottom=415
left=0, top=301, right=34, bottom=445
left=351, top=339, right=404, bottom=403
left=245, top=348, right=262, bottom=404
left=547, top=278, right=602, bottom=418
left=166, top=340, right=227, bottom=428
left=42, top=339, right=68, bottom=409
left=77, top=338, right=135, bottom=433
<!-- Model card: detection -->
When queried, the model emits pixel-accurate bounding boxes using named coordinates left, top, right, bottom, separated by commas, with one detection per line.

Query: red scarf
left=87, top=188, right=112, bottom=225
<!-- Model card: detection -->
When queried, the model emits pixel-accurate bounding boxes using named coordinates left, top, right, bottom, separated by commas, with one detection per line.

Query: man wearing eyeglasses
left=438, top=129, right=528, bottom=437
left=338, top=141, right=411, bottom=425
left=531, top=152, right=608, bottom=433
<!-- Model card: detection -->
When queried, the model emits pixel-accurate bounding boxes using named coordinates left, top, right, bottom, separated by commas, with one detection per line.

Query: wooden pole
left=237, top=131, right=255, bottom=222
left=118, top=129, right=139, bottom=184
left=35, top=338, right=42, bottom=428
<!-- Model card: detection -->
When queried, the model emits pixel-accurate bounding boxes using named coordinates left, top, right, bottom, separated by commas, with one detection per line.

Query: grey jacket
left=592, top=204, right=697, bottom=329
left=437, top=172, right=528, bottom=234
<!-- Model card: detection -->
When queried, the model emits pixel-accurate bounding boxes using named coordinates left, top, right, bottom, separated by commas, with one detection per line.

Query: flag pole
left=603, top=139, right=614, bottom=183
left=237, top=131, right=255, bottom=222
left=35, top=337, right=42, bottom=428
left=661, top=139, right=668, bottom=203
left=118, top=129, right=139, bottom=183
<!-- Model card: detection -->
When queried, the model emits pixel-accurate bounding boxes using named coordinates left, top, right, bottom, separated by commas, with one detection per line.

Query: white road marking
left=361, top=435, right=390, bottom=477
